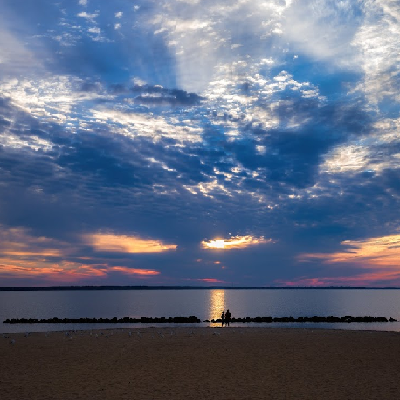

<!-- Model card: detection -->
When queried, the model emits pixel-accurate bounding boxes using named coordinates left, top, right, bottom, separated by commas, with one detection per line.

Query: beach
left=1, top=327, right=400, bottom=399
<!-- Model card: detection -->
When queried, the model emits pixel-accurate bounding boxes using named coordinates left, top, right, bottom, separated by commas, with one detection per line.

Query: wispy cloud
left=85, top=232, right=177, bottom=253
left=299, top=234, right=400, bottom=268
left=275, top=270, right=400, bottom=288
left=202, top=235, right=273, bottom=250
left=185, top=278, right=225, bottom=284
left=285, top=234, right=400, bottom=286
left=0, top=261, right=160, bottom=283
left=0, top=226, right=70, bottom=259
left=110, top=266, right=160, bottom=276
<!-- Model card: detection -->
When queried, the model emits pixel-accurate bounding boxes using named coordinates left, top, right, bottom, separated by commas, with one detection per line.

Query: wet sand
left=1, top=327, right=400, bottom=399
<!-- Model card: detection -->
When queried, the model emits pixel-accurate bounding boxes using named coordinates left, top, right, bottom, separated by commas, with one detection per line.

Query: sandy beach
left=1, top=327, right=400, bottom=399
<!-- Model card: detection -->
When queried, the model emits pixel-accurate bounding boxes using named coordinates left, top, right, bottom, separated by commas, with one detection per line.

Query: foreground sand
left=1, top=327, right=400, bottom=399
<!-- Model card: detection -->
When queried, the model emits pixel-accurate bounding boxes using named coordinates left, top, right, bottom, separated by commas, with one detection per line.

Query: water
left=1, top=288, right=400, bottom=333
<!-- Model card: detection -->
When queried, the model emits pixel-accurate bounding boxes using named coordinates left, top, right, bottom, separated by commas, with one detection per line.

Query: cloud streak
left=299, top=234, right=400, bottom=268
left=85, top=233, right=177, bottom=254
left=202, top=235, right=273, bottom=250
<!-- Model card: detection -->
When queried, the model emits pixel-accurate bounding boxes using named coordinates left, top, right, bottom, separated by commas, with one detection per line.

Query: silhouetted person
left=225, top=309, right=231, bottom=327
left=221, top=311, right=225, bottom=327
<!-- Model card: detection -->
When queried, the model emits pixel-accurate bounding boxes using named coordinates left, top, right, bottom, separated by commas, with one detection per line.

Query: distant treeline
left=1, top=286, right=400, bottom=291
left=3, top=316, right=397, bottom=324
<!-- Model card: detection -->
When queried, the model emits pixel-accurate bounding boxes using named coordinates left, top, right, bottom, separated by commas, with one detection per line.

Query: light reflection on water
left=208, top=289, right=225, bottom=321
left=1, top=289, right=400, bottom=333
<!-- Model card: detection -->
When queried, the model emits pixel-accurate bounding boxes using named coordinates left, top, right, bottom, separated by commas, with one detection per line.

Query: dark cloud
left=132, top=88, right=204, bottom=106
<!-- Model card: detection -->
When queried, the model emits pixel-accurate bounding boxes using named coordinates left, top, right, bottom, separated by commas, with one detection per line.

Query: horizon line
left=1, top=285, right=400, bottom=291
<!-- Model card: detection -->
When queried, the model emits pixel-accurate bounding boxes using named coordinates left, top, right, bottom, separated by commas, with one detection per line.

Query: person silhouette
left=225, top=309, right=231, bottom=327
left=221, top=311, right=225, bottom=327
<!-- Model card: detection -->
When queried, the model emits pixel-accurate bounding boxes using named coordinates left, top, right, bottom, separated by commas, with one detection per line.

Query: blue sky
left=1, top=0, right=400, bottom=287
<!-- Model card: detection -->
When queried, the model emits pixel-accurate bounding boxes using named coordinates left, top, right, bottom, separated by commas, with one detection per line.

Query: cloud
left=282, top=0, right=363, bottom=68
left=352, top=0, right=400, bottom=106
left=202, top=235, right=273, bottom=250
left=0, top=261, right=160, bottom=284
left=0, top=226, right=70, bottom=259
left=131, top=86, right=204, bottom=106
left=107, top=266, right=160, bottom=275
left=275, top=270, right=400, bottom=287
left=0, top=261, right=107, bottom=283
left=0, top=225, right=162, bottom=284
left=0, top=15, right=43, bottom=76
left=299, top=234, right=400, bottom=268
left=280, top=233, right=400, bottom=287
left=85, top=232, right=177, bottom=253
left=184, top=277, right=226, bottom=284
left=77, top=11, right=99, bottom=20
left=1, top=0, right=400, bottom=287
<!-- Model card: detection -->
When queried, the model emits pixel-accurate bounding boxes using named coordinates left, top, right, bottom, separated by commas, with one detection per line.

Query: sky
left=1, top=0, right=400, bottom=287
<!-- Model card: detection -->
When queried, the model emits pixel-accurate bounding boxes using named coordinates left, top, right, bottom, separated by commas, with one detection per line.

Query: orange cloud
left=0, top=226, right=162, bottom=284
left=299, top=234, right=400, bottom=268
left=196, top=278, right=225, bottom=283
left=288, top=233, right=400, bottom=287
left=0, top=261, right=161, bottom=282
left=182, top=278, right=226, bottom=284
left=109, top=266, right=160, bottom=276
left=0, top=261, right=107, bottom=282
left=85, top=233, right=177, bottom=253
left=276, top=269, right=400, bottom=287
left=202, top=235, right=273, bottom=250
left=3, top=250, right=62, bottom=257
left=0, top=226, right=69, bottom=259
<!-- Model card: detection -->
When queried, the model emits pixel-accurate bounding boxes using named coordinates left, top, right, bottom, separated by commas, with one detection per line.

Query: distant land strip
left=3, top=316, right=397, bottom=324
left=2, top=286, right=400, bottom=291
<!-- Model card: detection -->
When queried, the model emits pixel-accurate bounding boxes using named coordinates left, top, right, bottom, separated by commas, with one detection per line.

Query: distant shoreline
left=1, top=286, right=400, bottom=291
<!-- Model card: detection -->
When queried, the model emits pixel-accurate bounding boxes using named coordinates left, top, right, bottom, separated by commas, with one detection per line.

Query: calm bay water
left=1, top=288, right=400, bottom=333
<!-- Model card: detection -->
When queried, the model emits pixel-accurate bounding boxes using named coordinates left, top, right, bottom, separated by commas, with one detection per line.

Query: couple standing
left=221, top=309, right=231, bottom=327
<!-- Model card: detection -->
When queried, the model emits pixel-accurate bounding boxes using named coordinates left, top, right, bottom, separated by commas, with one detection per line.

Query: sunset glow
left=0, top=261, right=160, bottom=283
left=197, top=278, right=225, bottom=283
left=110, top=266, right=160, bottom=276
left=85, top=233, right=177, bottom=253
left=299, top=234, right=400, bottom=268
left=202, top=236, right=272, bottom=250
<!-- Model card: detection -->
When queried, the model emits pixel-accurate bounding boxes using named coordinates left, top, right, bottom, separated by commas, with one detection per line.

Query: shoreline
left=2, top=321, right=400, bottom=335
left=2, top=327, right=400, bottom=399
left=4, top=315, right=396, bottom=324
left=3, top=324, right=400, bottom=335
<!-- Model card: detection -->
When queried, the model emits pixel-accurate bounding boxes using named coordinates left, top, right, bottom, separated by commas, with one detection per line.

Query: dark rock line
left=3, top=316, right=201, bottom=324
left=208, top=316, right=397, bottom=323
left=3, top=316, right=397, bottom=324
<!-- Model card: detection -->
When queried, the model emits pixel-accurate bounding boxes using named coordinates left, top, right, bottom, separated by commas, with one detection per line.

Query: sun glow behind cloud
left=85, top=233, right=177, bottom=253
left=202, top=235, right=272, bottom=250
